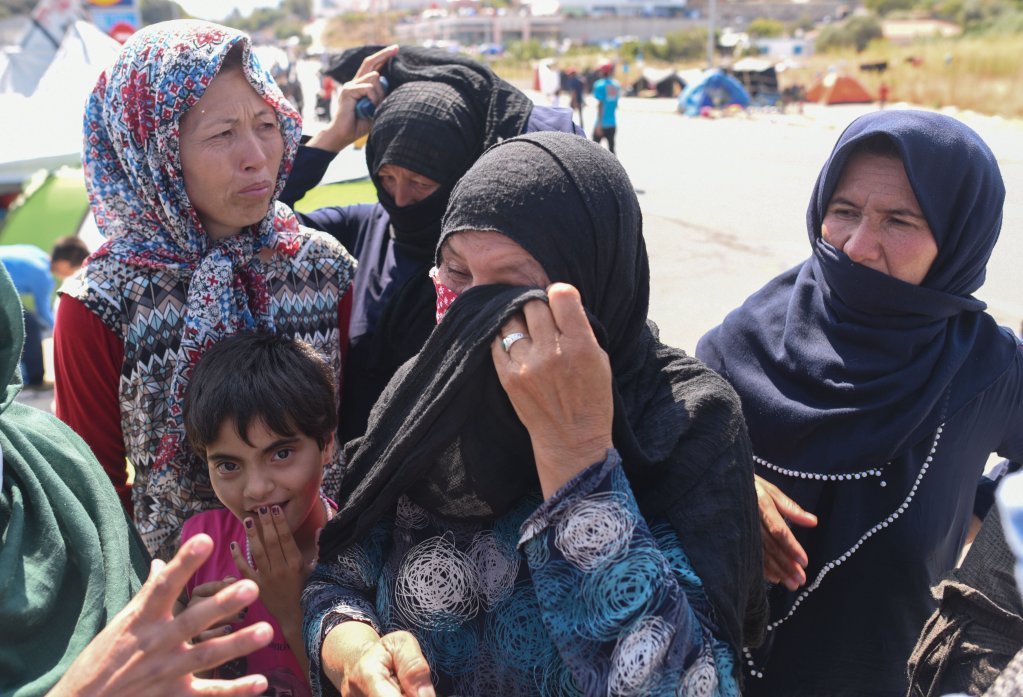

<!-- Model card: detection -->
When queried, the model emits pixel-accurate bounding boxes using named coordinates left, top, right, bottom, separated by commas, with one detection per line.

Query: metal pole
left=706, top=0, right=716, bottom=68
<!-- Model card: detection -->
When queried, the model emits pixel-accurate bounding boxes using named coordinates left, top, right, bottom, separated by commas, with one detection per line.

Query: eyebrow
left=828, top=196, right=926, bottom=219
left=206, top=436, right=299, bottom=462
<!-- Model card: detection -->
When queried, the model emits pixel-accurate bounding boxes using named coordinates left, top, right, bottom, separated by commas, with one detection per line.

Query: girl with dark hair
left=697, top=110, right=1023, bottom=696
left=304, top=132, right=765, bottom=697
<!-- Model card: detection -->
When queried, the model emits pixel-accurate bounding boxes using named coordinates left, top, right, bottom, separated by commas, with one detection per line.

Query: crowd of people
left=1, top=17, right=1021, bottom=697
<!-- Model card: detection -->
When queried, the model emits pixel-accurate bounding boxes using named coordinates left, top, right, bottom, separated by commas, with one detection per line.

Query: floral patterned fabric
left=303, top=451, right=738, bottom=697
left=63, top=20, right=355, bottom=557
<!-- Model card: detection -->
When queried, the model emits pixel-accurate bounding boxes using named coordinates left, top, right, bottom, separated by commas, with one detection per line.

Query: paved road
left=596, top=96, right=1023, bottom=352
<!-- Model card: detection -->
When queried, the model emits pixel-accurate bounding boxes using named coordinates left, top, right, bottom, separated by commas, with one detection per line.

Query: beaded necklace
left=744, top=395, right=949, bottom=682
left=246, top=492, right=335, bottom=569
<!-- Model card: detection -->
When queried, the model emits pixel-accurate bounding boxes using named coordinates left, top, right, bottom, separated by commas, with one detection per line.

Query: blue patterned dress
left=304, top=451, right=738, bottom=696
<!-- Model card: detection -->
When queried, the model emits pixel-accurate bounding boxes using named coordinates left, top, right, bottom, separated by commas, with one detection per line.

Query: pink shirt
left=182, top=508, right=311, bottom=697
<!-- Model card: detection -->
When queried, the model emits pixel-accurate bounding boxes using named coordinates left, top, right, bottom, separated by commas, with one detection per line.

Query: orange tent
left=806, top=73, right=875, bottom=104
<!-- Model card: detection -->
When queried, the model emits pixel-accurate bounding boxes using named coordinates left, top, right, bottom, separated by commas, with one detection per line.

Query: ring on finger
left=501, top=332, right=528, bottom=352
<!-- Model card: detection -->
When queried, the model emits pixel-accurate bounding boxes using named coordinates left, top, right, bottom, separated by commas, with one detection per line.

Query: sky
left=174, top=0, right=282, bottom=21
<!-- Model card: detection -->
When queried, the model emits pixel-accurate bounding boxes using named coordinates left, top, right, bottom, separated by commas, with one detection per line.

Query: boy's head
left=184, top=333, right=338, bottom=535
left=50, top=235, right=90, bottom=280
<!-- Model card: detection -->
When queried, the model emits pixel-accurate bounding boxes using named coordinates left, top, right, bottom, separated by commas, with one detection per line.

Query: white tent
left=0, top=20, right=121, bottom=190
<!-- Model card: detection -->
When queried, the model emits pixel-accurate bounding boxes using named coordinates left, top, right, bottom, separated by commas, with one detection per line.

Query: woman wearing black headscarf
left=697, top=110, right=1023, bottom=696
left=303, top=132, right=765, bottom=697
left=280, top=45, right=581, bottom=443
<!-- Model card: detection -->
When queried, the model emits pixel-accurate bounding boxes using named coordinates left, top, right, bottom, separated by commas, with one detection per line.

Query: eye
left=258, top=120, right=277, bottom=132
left=215, top=461, right=240, bottom=474
left=272, top=448, right=294, bottom=462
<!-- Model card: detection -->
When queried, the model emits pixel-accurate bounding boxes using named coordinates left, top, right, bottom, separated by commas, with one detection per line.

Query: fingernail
left=224, top=625, right=232, bottom=634
left=271, top=505, right=281, bottom=516
left=225, top=575, right=237, bottom=582
left=418, top=687, right=435, bottom=697
left=258, top=505, right=268, bottom=515
left=244, top=518, right=254, bottom=529
left=230, top=541, right=237, bottom=552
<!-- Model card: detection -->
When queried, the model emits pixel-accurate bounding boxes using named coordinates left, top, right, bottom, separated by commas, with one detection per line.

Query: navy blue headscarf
left=697, top=110, right=1017, bottom=472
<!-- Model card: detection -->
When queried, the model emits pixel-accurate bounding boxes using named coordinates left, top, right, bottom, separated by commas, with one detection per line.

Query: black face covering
left=322, top=133, right=766, bottom=671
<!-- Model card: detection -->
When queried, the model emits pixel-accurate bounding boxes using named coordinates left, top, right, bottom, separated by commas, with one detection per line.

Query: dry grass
left=780, top=34, right=1023, bottom=117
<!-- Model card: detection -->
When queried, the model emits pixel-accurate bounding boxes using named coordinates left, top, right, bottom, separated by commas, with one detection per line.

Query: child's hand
left=185, top=578, right=245, bottom=644
left=230, top=506, right=316, bottom=631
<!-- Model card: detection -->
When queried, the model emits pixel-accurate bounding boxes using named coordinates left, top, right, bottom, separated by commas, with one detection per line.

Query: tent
left=0, top=168, right=90, bottom=250
left=806, top=73, right=874, bottom=104
left=629, top=67, right=685, bottom=98
left=677, top=69, right=750, bottom=116
left=730, top=57, right=780, bottom=106
left=0, top=21, right=121, bottom=192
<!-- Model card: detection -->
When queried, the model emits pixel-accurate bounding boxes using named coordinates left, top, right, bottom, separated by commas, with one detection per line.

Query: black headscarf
left=697, top=110, right=1017, bottom=473
left=321, top=132, right=766, bottom=668
left=347, top=46, right=537, bottom=407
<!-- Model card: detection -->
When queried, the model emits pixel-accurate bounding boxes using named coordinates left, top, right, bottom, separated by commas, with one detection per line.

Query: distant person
left=698, top=110, right=1023, bottom=696
left=279, top=44, right=581, bottom=444
left=564, top=67, right=585, bottom=128
left=592, top=61, right=622, bottom=154
left=0, top=236, right=87, bottom=388
left=0, top=261, right=274, bottom=697
left=179, top=333, right=339, bottom=696
left=54, top=20, right=355, bottom=560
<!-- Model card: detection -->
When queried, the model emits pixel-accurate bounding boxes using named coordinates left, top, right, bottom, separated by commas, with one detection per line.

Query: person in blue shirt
left=592, top=61, right=622, bottom=154
left=0, top=236, right=88, bottom=387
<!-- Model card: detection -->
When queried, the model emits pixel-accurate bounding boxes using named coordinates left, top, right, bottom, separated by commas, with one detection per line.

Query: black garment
left=908, top=506, right=1023, bottom=697
left=321, top=132, right=766, bottom=679
left=593, top=125, right=616, bottom=154
left=697, top=110, right=1023, bottom=696
left=280, top=108, right=579, bottom=444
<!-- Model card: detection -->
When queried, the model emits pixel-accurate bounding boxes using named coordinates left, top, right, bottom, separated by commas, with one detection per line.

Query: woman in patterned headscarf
left=305, top=132, right=764, bottom=697
left=53, top=20, right=355, bottom=560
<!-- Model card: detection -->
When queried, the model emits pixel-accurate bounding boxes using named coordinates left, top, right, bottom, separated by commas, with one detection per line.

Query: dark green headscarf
left=0, top=261, right=149, bottom=696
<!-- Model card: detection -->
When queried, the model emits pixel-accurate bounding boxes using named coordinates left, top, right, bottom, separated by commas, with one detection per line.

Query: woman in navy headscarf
left=697, top=110, right=1023, bottom=697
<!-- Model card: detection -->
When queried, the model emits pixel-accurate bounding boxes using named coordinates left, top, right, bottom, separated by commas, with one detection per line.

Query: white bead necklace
left=246, top=492, right=334, bottom=569
left=744, top=417, right=946, bottom=681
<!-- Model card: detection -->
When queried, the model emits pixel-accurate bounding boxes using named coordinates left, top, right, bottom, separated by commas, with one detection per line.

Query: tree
left=816, top=14, right=884, bottom=52
left=747, top=17, right=785, bottom=38
left=141, top=0, right=186, bottom=25
left=864, top=0, right=914, bottom=15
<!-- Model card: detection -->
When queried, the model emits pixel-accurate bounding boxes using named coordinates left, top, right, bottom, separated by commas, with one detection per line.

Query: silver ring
left=501, top=332, right=527, bottom=352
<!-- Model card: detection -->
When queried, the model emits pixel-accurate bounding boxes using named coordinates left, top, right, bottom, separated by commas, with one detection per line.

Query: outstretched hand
left=49, top=534, right=272, bottom=697
left=491, top=283, right=614, bottom=499
left=756, top=475, right=818, bottom=590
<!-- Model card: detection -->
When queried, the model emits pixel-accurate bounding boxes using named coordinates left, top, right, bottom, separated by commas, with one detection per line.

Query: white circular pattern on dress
left=395, top=495, right=429, bottom=530
left=393, top=535, right=480, bottom=631
left=468, top=531, right=519, bottom=611
left=677, top=652, right=720, bottom=697
left=555, top=492, right=637, bottom=572
left=608, top=615, right=675, bottom=696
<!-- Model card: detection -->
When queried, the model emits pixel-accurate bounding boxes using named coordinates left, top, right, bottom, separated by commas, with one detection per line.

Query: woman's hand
left=49, top=534, right=273, bottom=697
left=230, top=506, right=316, bottom=635
left=332, top=629, right=434, bottom=697
left=756, top=474, right=818, bottom=590
left=491, top=283, right=614, bottom=499
left=307, top=45, right=398, bottom=153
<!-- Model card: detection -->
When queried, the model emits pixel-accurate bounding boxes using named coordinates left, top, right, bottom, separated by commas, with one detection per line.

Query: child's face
left=206, top=418, right=333, bottom=546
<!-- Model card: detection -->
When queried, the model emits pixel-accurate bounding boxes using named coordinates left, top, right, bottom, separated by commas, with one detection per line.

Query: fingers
left=545, top=283, right=593, bottom=342
left=137, top=535, right=216, bottom=621
left=189, top=674, right=269, bottom=697
left=356, top=44, right=399, bottom=78
left=269, top=505, right=300, bottom=560
left=755, top=476, right=813, bottom=590
left=173, top=579, right=261, bottom=646
left=382, top=632, right=435, bottom=697
left=229, top=541, right=256, bottom=582
left=257, top=506, right=285, bottom=566
left=243, top=514, right=270, bottom=574
left=192, top=578, right=237, bottom=600
left=180, top=621, right=274, bottom=679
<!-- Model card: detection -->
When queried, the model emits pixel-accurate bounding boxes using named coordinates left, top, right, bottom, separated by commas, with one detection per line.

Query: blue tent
left=678, top=69, right=751, bottom=116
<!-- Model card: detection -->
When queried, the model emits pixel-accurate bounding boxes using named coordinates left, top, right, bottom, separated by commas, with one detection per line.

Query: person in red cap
left=592, top=61, right=621, bottom=154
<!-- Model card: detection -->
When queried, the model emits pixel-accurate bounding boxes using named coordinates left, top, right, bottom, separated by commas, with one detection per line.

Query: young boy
left=180, top=333, right=338, bottom=696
